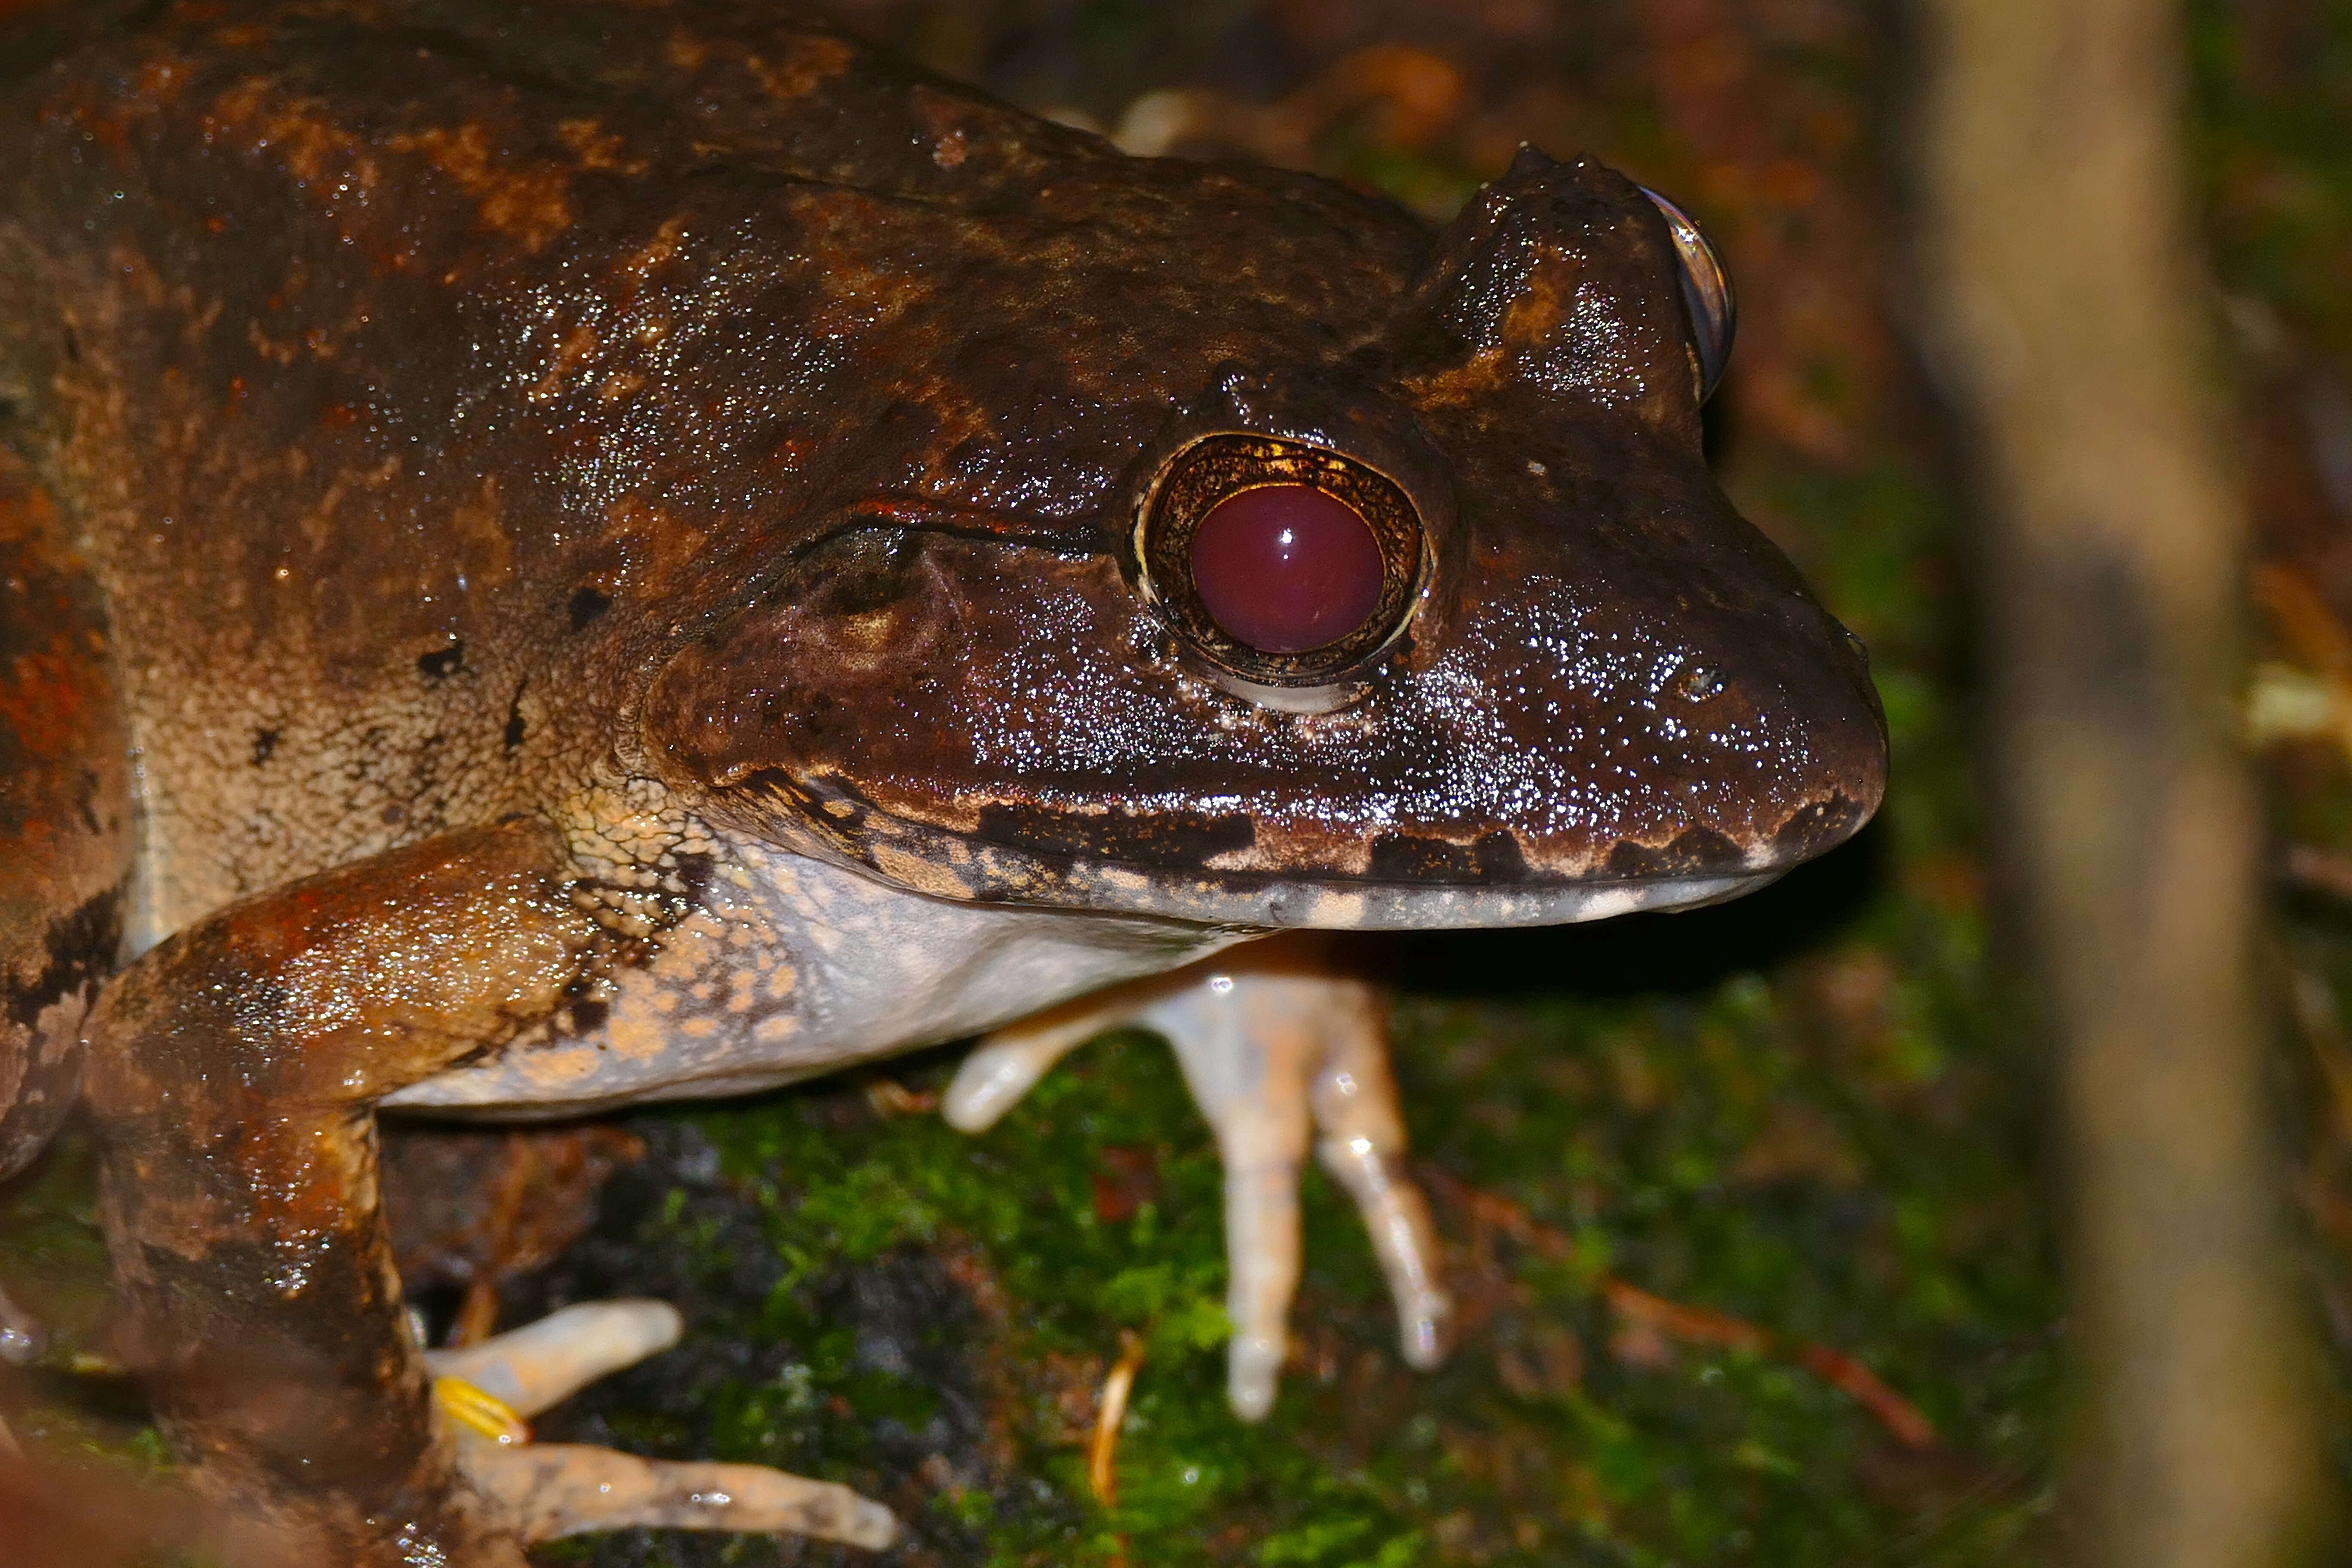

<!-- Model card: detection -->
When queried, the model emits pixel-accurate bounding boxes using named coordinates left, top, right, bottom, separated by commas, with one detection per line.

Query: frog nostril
left=1675, top=662, right=1726, bottom=701
left=1189, top=485, right=1384, bottom=654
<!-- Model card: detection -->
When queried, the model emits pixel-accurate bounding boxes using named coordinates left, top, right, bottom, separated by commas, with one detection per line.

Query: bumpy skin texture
left=0, top=1, right=1887, bottom=1559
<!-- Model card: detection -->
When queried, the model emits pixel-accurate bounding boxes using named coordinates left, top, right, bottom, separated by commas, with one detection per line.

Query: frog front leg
left=945, top=933, right=1451, bottom=1418
left=85, top=822, right=895, bottom=1564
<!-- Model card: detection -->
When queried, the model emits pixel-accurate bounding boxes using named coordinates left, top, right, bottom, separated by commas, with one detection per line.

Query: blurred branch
left=1913, top=2, right=2325, bottom=1564
left=1423, top=1165, right=1939, bottom=1450
left=2282, top=842, right=2352, bottom=905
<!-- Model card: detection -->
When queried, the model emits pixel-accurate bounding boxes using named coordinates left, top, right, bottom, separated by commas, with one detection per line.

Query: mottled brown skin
left=0, top=444, right=128, bottom=1182
left=0, top=1, right=1885, bottom=1559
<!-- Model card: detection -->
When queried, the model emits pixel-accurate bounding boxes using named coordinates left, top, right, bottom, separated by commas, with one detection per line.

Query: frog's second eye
left=1138, top=434, right=1424, bottom=689
left=1640, top=186, right=1736, bottom=401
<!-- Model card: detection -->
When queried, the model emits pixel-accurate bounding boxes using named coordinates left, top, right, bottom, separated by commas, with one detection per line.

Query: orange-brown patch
left=616, top=216, right=687, bottom=287
left=556, top=117, right=649, bottom=176
left=130, top=55, right=190, bottom=105
left=594, top=496, right=710, bottom=598
left=446, top=475, right=515, bottom=594
left=744, top=35, right=854, bottom=102
left=387, top=123, right=575, bottom=252
left=0, top=644, right=96, bottom=760
left=913, top=87, right=983, bottom=171
left=529, top=321, right=600, bottom=403
left=205, top=77, right=382, bottom=199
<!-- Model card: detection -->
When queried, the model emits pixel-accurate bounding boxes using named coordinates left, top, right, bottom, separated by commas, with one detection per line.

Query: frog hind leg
left=0, top=448, right=132, bottom=1360
left=84, top=823, right=897, bottom=1564
left=944, top=933, right=1452, bottom=1420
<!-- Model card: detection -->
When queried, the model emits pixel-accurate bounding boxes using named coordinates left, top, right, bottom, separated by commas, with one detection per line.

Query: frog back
left=0, top=0, right=1427, bottom=942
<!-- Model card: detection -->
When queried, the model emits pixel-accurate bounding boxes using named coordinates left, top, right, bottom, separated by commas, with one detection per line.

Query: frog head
left=646, top=148, right=1885, bottom=929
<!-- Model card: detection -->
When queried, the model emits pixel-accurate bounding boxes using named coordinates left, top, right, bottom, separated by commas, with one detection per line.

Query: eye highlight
left=1138, top=435, right=1424, bottom=689
left=1640, top=186, right=1736, bottom=402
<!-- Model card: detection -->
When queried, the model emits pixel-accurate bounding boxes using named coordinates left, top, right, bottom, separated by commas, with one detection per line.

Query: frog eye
left=1190, top=487, right=1384, bottom=654
left=1640, top=186, right=1736, bottom=401
left=1138, top=435, right=1424, bottom=689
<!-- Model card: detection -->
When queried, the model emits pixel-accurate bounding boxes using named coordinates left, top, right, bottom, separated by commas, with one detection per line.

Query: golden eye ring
left=1136, top=434, right=1426, bottom=689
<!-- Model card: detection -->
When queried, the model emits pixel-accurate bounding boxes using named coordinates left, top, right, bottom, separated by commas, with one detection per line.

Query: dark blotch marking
left=568, top=587, right=611, bottom=631
left=566, top=998, right=609, bottom=1036
left=793, top=689, right=836, bottom=738
left=974, top=802, right=1255, bottom=869
left=251, top=727, right=279, bottom=766
left=502, top=682, right=527, bottom=752
left=1366, top=830, right=1529, bottom=884
left=72, top=766, right=101, bottom=835
left=1604, top=826, right=1744, bottom=879
left=7, top=887, right=122, bottom=1029
left=669, top=850, right=716, bottom=908
left=416, top=641, right=463, bottom=680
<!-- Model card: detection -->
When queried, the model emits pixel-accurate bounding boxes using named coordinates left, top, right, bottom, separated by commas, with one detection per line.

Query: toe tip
left=849, top=1500, right=901, bottom=1550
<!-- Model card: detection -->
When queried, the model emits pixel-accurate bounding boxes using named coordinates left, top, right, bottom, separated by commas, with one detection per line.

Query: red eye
left=1139, top=433, right=1422, bottom=689
left=1188, top=485, right=1385, bottom=654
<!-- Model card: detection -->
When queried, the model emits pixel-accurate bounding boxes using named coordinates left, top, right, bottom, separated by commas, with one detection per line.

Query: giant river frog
left=0, top=1, right=1886, bottom=1560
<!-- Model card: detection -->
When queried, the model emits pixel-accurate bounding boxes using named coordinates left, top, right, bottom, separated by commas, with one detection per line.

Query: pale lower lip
left=1035, top=868, right=1784, bottom=931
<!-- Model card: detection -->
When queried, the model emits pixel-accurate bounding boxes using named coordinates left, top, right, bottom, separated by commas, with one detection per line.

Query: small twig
left=1424, top=1165, right=1939, bottom=1450
left=2283, top=965, right=2352, bottom=1147
left=449, top=1132, right=540, bottom=1348
left=1087, top=1330, right=1146, bottom=1508
left=1598, top=1277, right=1770, bottom=1354
left=863, top=1077, right=940, bottom=1118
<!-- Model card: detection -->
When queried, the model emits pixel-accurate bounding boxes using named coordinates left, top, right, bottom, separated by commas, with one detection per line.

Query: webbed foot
left=945, top=932, right=1450, bottom=1418
left=429, top=1302, right=897, bottom=1549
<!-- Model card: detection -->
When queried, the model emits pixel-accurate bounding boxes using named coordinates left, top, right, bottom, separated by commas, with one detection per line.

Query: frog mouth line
left=734, top=769, right=1822, bottom=931
left=872, top=816, right=1783, bottom=931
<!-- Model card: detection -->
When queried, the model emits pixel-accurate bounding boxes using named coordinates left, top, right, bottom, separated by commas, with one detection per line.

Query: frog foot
left=945, top=934, right=1451, bottom=1420
left=426, top=1301, right=898, bottom=1550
